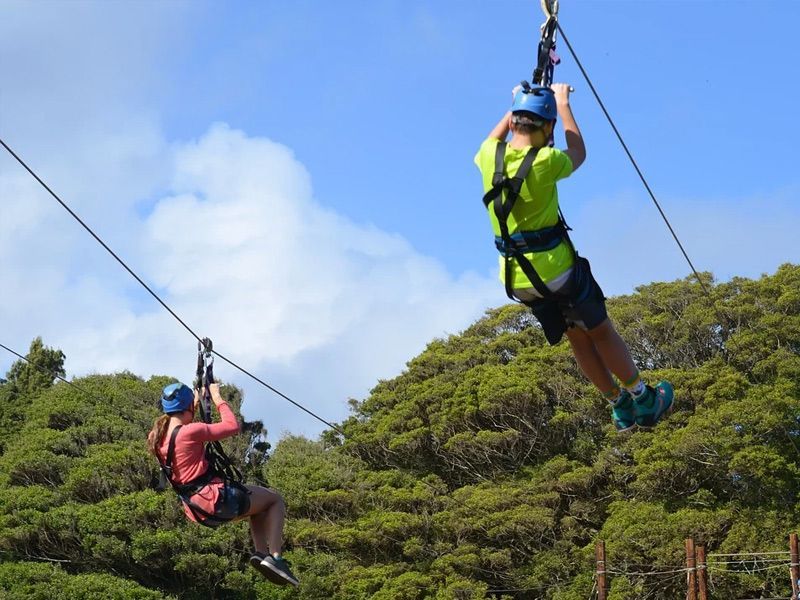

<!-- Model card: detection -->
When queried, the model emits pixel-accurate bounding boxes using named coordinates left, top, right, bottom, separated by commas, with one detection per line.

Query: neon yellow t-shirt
left=474, top=138, right=574, bottom=287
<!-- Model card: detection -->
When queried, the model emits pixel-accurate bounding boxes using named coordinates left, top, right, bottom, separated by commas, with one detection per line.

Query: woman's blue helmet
left=511, top=84, right=557, bottom=121
left=161, top=383, right=193, bottom=413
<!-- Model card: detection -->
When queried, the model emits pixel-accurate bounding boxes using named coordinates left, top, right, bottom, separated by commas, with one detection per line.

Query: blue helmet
left=161, top=383, right=193, bottom=413
left=511, top=85, right=557, bottom=121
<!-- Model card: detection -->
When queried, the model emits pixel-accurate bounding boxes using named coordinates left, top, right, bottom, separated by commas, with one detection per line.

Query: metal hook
left=540, top=0, right=559, bottom=19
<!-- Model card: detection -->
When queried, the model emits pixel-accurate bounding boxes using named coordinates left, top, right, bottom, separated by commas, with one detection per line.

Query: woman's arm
left=185, top=384, right=240, bottom=442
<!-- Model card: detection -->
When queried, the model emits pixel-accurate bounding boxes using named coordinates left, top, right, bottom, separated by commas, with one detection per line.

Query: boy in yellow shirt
left=475, top=82, right=673, bottom=431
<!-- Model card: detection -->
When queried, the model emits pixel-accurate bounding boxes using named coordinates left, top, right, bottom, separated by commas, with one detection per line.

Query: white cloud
left=136, top=124, right=498, bottom=434
left=2, top=122, right=499, bottom=438
left=0, top=2, right=499, bottom=439
left=3, top=1, right=798, bottom=442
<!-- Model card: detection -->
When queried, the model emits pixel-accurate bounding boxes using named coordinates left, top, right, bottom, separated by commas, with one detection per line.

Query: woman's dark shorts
left=203, top=483, right=251, bottom=528
left=526, top=256, right=608, bottom=346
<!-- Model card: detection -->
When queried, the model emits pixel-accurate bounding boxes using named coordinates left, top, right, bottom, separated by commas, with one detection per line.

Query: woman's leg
left=585, top=319, right=638, bottom=383
left=565, top=325, right=617, bottom=395
left=239, top=485, right=286, bottom=556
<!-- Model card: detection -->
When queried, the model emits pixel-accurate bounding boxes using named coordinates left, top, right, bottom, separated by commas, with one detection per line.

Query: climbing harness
left=482, top=142, right=575, bottom=303
left=157, top=337, right=250, bottom=527
left=159, top=424, right=236, bottom=526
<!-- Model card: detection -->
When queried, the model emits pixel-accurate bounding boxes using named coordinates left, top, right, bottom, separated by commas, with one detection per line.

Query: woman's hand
left=209, top=383, right=226, bottom=406
left=192, top=388, right=201, bottom=413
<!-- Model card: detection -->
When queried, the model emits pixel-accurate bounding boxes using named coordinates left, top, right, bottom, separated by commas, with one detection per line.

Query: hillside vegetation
left=1, top=264, right=799, bottom=599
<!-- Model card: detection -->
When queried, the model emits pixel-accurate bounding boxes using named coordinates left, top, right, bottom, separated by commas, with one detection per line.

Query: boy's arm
left=487, top=111, right=512, bottom=141
left=552, top=83, right=586, bottom=171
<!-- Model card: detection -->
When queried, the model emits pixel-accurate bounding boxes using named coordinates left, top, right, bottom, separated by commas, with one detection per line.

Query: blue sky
left=1, top=1, right=799, bottom=438
left=153, top=0, right=800, bottom=280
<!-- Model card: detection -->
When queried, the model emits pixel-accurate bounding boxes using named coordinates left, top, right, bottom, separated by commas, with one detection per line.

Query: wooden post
left=596, top=540, right=608, bottom=600
left=685, top=538, right=697, bottom=600
left=696, top=544, right=708, bottom=600
left=791, top=533, right=800, bottom=600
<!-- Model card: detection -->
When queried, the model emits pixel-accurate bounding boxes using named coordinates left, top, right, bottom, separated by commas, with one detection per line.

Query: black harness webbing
left=194, top=338, right=248, bottom=497
left=533, top=15, right=558, bottom=87
left=482, top=142, right=574, bottom=302
left=158, top=425, right=241, bottom=527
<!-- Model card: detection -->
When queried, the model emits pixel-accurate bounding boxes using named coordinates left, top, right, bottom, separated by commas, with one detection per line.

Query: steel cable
left=553, top=23, right=711, bottom=298
left=0, top=137, right=343, bottom=435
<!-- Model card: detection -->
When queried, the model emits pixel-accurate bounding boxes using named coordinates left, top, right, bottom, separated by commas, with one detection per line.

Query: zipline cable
left=551, top=12, right=800, bottom=462
left=552, top=22, right=712, bottom=297
left=0, top=341, right=110, bottom=406
left=0, top=139, right=202, bottom=342
left=0, top=137, right=343, bottom=436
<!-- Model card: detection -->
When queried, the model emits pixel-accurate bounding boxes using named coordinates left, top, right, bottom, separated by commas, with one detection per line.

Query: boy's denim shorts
left=519, top=256, right=608, bottom=346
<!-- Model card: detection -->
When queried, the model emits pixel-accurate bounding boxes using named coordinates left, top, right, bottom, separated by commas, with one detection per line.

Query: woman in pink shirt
left=147, top=382, right=298, bottom=586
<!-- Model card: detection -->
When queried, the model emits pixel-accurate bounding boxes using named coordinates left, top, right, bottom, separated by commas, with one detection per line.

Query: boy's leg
left=565, top=325, right=635, bottom=432
left=564, top=257, right=673, bottom=428
left=558, top=258, right=637, bottom=386
left=585, top=319, right=673, bottom=427
left=564, top=326, right=616, bottom=394
left=584, top=319, right=638, bottom=384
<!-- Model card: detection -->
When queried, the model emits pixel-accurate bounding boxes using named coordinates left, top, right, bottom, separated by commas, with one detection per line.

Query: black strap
left=195, top=338, right=214, bottom=425
left=164, top=424, right=182, bottom=476
left=192, top=337, right=247, bottom=493
left=492, top=140, right=507, bottom=188
left=533, top=16, right=558, bottom=87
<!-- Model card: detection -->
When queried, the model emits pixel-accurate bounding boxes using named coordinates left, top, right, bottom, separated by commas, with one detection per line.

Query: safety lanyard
left=189, top=337, right=248, bottom=492
left=533, top=0, right=560, bottom=88
left=194, top=337, right=214, bottom=424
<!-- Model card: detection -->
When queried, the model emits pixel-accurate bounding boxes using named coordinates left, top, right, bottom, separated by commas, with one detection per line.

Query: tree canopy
left=1, top=265, right=799, bottom=599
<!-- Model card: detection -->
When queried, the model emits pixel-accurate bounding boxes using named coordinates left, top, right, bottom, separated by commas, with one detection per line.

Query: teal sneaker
left=633, top=381, right=674, bottom=428
left=610, top=390, right=636, bottom=433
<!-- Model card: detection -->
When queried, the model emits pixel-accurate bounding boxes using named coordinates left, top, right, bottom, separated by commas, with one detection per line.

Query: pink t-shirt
left=156, top=402, right=240, bottom=522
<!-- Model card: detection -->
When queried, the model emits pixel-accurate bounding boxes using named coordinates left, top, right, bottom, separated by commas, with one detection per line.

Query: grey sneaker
left=249, top=552, right=287, bottom=585
left=260, top=555, right=299, bottom=587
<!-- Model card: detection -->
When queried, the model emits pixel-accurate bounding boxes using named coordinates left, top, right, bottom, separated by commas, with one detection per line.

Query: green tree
left=1, top=267, right=799, bottom=599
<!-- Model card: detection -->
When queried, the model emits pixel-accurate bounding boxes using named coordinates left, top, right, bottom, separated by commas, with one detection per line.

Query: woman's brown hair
left=147, top=414, right=171, bottom=456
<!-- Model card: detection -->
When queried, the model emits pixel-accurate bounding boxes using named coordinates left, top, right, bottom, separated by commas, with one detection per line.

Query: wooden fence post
left=791, top=532, right=799, bottom=600
left=696, top=544, right=708, bottom=600
left=596, top=540, right=607, bottom=600
left=686, top=538, right=697, bottom=600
